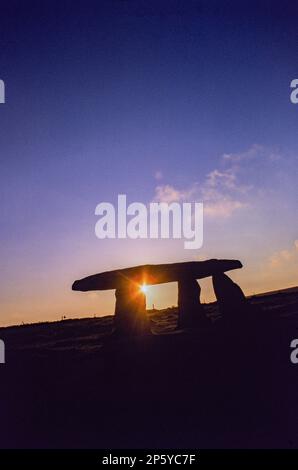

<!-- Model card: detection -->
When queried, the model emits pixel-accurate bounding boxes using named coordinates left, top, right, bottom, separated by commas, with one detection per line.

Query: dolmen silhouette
left=72, top=258, right=250, bottom=336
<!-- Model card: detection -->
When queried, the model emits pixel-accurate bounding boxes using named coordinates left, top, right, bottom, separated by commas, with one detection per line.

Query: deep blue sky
left=0, top=1, right=297, bottom=324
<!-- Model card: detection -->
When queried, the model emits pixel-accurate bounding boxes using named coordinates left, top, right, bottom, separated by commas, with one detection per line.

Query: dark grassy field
left=1, top=287, right=298, bottom=448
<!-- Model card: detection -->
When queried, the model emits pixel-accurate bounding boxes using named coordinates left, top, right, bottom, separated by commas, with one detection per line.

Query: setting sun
left=140, top=283, right=148, bottom=294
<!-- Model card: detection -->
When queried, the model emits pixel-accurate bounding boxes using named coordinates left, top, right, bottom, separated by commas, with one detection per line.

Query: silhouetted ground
left=1, top=287, right=298, bottom=448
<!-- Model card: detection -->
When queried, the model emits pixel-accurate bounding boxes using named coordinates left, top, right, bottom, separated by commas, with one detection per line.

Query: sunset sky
left=0, top=1, right=297, bottom=325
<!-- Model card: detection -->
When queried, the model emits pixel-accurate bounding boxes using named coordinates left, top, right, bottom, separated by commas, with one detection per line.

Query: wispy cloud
left=222, top=144, right=281, bottom=163
left=154, top=184, right=196, bottom=203
left=153, top=144, right=282, bottom=217
left=153, top=177, right=247, bottom=218
left=204, top=199, right=245, bottom=217
left=269, top=240, right=298, bottom=268
left=200, top=167, right=248, bottom=217
left=152, top=146, right=263, bottom=217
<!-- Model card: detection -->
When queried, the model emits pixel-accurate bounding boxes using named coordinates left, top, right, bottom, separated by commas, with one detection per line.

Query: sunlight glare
left=140, top=283, right=148, bottom=294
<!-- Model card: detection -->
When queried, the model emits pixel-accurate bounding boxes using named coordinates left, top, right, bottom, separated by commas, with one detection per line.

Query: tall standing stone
left=114, top=282, right=150, bottom=336
left=212, top=273, right=248, bottom=319
left=177, top=277, right=211, bottom=329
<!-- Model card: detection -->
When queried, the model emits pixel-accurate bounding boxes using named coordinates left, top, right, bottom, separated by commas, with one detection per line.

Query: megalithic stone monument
left=212, top=273, right=248, bottom=320
left=72, top=259, right=242, bottom=335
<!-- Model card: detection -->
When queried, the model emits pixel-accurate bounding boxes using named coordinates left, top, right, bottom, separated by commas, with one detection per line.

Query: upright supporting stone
left=177, top=278, right=211, bottom=329
left=212, top=273, right=248, bottom=319
left=114, top=282, right=150, bottom=336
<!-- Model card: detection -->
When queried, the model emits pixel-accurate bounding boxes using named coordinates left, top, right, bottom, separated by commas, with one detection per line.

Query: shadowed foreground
left=1, top=287, right=298, bottom=449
